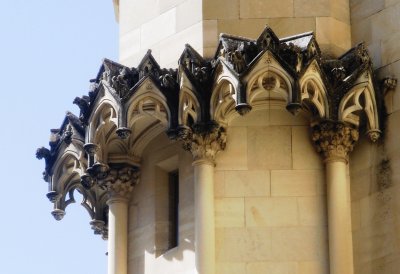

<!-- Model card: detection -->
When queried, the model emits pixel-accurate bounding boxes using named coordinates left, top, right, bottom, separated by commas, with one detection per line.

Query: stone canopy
left=37, top=26, right=384, bottom=238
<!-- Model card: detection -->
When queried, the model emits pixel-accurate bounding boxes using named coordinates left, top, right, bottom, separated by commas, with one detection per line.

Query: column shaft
left=193, top=159, right=215, bottom=274
left=326, top=160, right=354, bottom=274
left=108, top=198, right=129, bottom=274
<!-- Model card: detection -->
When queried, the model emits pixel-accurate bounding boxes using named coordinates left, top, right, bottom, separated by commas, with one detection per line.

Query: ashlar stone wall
left=214, top=107, right=328, bottom=274
left=117, top=0, right=352, bottom=68
left=118, top=0, right=204, bottom=68
left=350, top=0, right=400, bottom=273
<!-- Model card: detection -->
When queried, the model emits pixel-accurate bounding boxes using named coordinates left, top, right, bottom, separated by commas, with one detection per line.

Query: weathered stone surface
left=270, top=227, right=328, bottom=261
left=294, top=0, right=330, bottom=17
left=224, top=170, right=270, bottom=197
left=239, top=0, right=294, bottom=18
left=247, top=126, right=292, bottom=170
left=271, top=170, right=323, bottom=197
left=216, top=127, right=247, bottom=170
left=176, top=0, right=202, bottom=31
left=245, top=197, right=298, bottom=227
left=215, top=198, right=245, bottom=227
left=298, top=196, right=327, bottom=226
left=216, top=227, right=271, bottom=262
left=292, top=126, right=323, bottom=170
left=247, top=262, right=297, bottom=274
left=203, top=0, right=239, bottom=20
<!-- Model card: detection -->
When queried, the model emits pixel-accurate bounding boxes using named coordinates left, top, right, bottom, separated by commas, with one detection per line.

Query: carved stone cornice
left=178, top=124, right=227, bottom=163
left=37, top=26, right=385, bottom=240
left=311, top=121, right=359, bottom=163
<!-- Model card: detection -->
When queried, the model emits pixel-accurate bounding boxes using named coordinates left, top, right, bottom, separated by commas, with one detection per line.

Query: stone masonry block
left=294, top=0, right=330, bottom=17
left=216, top=126, right=248, bottom=170
left=298, top=261, right=328, bottom=274
left=216, top=227, right=271, bottom=262
left=224, top=170, right=270, bottom=197
left=141, top=8, right=177, bottom=49
left=268, top=17, right=316, bottom=38
left=247, top=126, right=292, bottom=170
left=216, top=263, right=246, bottom=274
left=203, top=19, right=218, bottom=48
left=229, top=109, right=269, bottom=127
left=214, top=171, right=225, bottom=198
left=217, top=18, right=269, bottom=39
left=203, top=0, right=239, bottom=20
left=245, top=197, right=298, bottom=227
left=269, top=109, right=308, bottom=126
left=350, top=0, right=385, bottom=21
left=246, top=262, right=297, bottom=274
left=330, top=0, right=351, bottom=23
left=119, top=0, right=159, bottom=34
left=270, top=227, right=328, bottom=261
left=176, top=0, right=202, bottom=31
left=159, top=0, right=187, bottom=13
left=298, top=196, right=327, bottom=226
left=160, top=21, right=202, bottom=67
left=292, top=126, right=323, bottom=170
left=119, top=28, right=141, bottom=61
left=239, top=0, right=294, bottom=18
left=381, top=32, right=400, bottom=66
left=271, top=170, right=324, bottom=196
left=371, top=4, right=400, bottom=43
left=316, top=17, right=351, bottom=56
left=215, top=198, right=245, bottom=227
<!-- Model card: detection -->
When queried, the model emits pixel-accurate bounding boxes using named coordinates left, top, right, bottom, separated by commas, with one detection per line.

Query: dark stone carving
left=382, top=78, right=397, bottom=95
left=46, top=191, right=61, bottom=203
left=36, top=147, right=51, bottom=160
left=116, top=127, right=132, bottom=139
left=73, top=95, right=90, bottom=122
left=111, top=67, right=137, bottom=98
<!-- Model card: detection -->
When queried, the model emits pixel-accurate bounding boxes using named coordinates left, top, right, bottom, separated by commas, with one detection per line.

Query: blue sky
left=0, top=1, right=118, bottom=273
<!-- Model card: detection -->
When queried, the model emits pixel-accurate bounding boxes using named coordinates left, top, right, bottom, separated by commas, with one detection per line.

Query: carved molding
left=178, top=125, right=227, bottom=163
left=100, top=165, right=140, bottom=202
left=311, top=121, right=359, bottom=163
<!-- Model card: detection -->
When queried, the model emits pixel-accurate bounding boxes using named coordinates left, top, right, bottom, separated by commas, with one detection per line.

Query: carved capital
left=311, top=121, right=359, bottom=163
left=98, top=165, right=140, bottom=202
left=179, top=125, right=227, bottom=163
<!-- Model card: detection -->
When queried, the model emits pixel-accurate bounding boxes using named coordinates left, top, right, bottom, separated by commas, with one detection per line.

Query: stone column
left=101, top=166, right=140, bottom=274
left=312, top=121, right=359, bottom=274
left=180, top=126, right=226, bottom=274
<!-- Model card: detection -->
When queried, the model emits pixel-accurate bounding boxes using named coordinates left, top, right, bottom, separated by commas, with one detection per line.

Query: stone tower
left=38, top=1, right=400, bottom=274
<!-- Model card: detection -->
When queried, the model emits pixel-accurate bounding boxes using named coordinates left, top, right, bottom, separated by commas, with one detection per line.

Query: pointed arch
left=209, top=62, right=241, bottom=125
left=178, top=70, right=201, bottom=127
left=50, top=150, right=96, bottom=221
left=126, top=78, right=170, bottom=128
left=299, top=61, right=329, bottom=119
left=87, top=101, right=119, bottom=163
left=124, top=78, right=171, bottom=158
left=339, top=71, right=381, bottom=141
left=244, top=51, right=293, bottom=109
left=87, top=84, right=121, bottom=141
left=179, top=87, right=201, bottom=127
